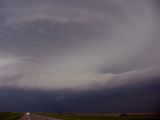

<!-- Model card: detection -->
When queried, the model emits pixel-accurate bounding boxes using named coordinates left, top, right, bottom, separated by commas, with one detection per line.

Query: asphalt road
left=18, top=113, right=62, bottom=120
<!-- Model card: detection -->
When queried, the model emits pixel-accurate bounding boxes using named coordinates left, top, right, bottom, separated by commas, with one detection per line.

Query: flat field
left=36, top=113, right=160, bottom=120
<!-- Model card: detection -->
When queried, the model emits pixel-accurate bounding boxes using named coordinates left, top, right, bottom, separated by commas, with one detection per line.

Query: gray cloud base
left=0, top=0, right=160, bottom=91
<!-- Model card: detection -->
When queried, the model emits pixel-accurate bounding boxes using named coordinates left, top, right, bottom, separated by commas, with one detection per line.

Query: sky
left=0, top=0, right=160, bottom=112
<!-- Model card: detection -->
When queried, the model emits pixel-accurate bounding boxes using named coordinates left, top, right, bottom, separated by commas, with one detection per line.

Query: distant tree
left=120, top=113, right=128, bottom=118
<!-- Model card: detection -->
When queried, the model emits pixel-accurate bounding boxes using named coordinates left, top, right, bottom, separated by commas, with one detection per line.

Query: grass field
left=0, top=112, right=22, bottom=120
left=37, top=113, right=160, bottom=120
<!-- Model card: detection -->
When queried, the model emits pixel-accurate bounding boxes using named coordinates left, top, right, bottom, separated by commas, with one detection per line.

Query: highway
left=18, top=113, right=62, bottom=120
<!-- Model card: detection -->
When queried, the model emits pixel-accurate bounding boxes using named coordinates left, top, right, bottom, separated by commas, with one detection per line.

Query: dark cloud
left=0, top=19, right=100, bottom=55
left=0, top=79, right=159, bottom=112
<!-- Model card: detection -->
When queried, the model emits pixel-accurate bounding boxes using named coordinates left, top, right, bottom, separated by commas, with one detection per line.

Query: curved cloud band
left=0, top=0, right=160, bottom=90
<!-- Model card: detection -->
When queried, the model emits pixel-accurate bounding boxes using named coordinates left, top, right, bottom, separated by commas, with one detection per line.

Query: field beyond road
left=36, top=112, right=160, bottom=120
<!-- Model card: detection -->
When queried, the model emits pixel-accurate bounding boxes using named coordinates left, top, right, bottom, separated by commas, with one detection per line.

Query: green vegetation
left=37, top=113, right=160, bottom=120
left=0, top=112, right=22, bottom=120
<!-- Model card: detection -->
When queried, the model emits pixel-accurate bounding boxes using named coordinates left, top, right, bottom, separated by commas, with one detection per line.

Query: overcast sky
left=0, top=0, right=160, bottom=112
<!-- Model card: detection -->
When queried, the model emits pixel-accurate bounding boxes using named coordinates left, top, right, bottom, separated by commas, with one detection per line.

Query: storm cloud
left=0, top=79, right=160, bottom=112
left=0, top=0, right=160, bottom=112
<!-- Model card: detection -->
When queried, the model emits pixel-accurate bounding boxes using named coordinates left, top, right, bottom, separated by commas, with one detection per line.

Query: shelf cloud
left=0, top=0, right=160, bottom=91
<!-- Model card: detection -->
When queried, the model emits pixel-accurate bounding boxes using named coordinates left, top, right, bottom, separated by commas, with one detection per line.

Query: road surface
left=18, top=113, right=62, bottom=120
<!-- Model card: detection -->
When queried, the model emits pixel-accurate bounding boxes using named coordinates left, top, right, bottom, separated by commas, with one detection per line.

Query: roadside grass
left=0, top=112, right=22, bottom=120
left=36, top=113, right=160, bottom=120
